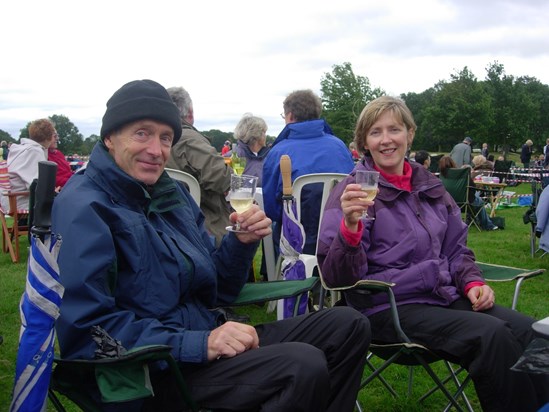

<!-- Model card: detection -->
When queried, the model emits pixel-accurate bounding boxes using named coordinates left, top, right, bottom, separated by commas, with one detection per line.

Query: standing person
left=1, top=119, right=55, bottom=212
left=165, top=86, right=232, bottom=246
left=481, top=142, right=489, bottom=158
left=47, top=132, right=74, bottom=189
left=449, top=136, right=473, bottom=167
left=543, top=138, right=549, bottom=168
left=262, top=89, right=355, bottom=255
left=234, top=113, right=270, bottom=186
left=52, top=79, right=371, bottom=411
left=317, top=96, right=548, bottom=412
left=521, top=139, right=534, bottom=168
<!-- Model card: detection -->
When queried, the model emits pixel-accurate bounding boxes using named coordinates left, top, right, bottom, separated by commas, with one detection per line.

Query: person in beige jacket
left=166, top=86, right=232, bottom=246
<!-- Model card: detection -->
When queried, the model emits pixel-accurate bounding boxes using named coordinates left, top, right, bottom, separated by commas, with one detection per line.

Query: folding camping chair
left=0, top=160, right=30, bottom=263
left=478, top=261, right=545, bottom=311
left=317, top=276, right=473, bottom=412
left=48, top=166, right=318, bottom=410
left=439, top=167, right=482, bottom=231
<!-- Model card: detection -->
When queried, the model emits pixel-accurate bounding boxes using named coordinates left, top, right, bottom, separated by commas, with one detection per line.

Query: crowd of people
left=3, top=79, right=548, bottom=411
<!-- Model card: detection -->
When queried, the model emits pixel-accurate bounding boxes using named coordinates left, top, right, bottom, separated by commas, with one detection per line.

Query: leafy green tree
left=51, top=114, right=84, bottom=155
left=320, top=62, right=384, bottom=144
left=424, top=67, right=493, bottom=152
left=203, top=129, right=234, bottom=152
left=0, top=129, right=15, bottom=143
left=401, top=89, right=439, bottom=151
left=81, top=134, right=101, bottom=155
left=514, top=75, right=549, bottom=150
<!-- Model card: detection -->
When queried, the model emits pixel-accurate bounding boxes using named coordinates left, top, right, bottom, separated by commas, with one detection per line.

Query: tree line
left=321, top=61, right=549, bottom=156
left=1, top=60, right=548, bottom=157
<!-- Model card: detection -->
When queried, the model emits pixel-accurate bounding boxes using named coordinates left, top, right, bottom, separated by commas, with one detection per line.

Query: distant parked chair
left=439, top=167, right=482, bottom=231
left=493, top=160, right=513, bottom=183
left=0, top=160, right=30, bottom=263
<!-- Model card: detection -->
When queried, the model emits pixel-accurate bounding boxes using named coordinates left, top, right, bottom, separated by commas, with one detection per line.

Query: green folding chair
left=439, top=167, right=482, bottom=231
left=477, top=261, right=545, bottom=310
left=48, top=278, right=318, bottom=411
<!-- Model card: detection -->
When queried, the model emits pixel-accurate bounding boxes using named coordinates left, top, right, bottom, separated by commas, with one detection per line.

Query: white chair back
left=292, top=173, right=348, bottom=254
left=254, top=188, right=278, bottom=283
left=165, top=168, right=201, bottom=205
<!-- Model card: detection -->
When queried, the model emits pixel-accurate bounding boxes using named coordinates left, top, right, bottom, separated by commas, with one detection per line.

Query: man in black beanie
left=51, top=79, right=371, bottom=411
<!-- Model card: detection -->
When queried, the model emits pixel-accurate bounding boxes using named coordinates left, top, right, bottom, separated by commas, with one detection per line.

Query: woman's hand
left=340, top=183, right=376, bottom=231
left=231, top=204, right=272, bottom=243
left=467, top=284, right=495, bottom=311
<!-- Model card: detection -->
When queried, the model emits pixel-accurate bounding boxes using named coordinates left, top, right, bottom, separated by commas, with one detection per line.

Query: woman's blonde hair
left=354, top=96, right=416, bottom=154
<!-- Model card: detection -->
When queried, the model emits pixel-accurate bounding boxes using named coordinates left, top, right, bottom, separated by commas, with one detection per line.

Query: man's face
left=104, top=119, right=173, bottom=185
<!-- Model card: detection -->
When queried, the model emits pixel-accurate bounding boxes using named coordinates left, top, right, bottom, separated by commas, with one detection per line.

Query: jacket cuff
left=340, top=218, right=363, bottom=246
left=181, top=330, right=211, bottom=364
left=464, top=281, right=485, bottom=295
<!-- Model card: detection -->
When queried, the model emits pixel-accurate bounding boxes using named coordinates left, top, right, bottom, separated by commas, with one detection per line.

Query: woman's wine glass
left=355, top=170, right=380, bottom=220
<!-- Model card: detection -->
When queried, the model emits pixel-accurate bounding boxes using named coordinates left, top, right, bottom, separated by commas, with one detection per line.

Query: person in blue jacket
left=52, top=79, right=370, bottom=411
left=262, top=89, right=355, bottom=255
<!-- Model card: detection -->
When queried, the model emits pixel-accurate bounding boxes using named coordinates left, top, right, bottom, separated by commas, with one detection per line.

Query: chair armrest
left=54, top=344, right=174, bottom=366
left=232, top=278, right=319, bottom=306
left=323, top=278, right=412, bottom=344
left=52, top=344, right=196, bottom=409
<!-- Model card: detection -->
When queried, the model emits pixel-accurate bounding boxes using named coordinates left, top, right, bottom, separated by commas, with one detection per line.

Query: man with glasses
left=263, top=89, right=355, bottom=255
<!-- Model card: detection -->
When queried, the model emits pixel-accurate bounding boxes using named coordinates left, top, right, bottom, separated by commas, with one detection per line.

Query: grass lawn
left=1, top=180, right=548, bottom=410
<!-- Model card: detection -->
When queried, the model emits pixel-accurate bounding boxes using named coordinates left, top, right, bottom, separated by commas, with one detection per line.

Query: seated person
left=413, top=149, right=430, bottom=169
left=317, top=96, right=549, bottom=412
left=471, top=154, right=494, bottom=180
left=234, top=113, right=270, bottom=186
left=52, top=79, right=371, bottom=411
left=47, top=132, right=74, bottom=189
left=536, top=184, right=549, bottom=254
left=439, top=155, right=499, bottom=231
left=1, top=118, right=56, bottom=212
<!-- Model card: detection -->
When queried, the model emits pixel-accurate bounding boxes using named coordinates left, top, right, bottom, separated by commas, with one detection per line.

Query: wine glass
left=355, top=170, right=380, bottom=220
left=227, top=174, right=258, bottom=232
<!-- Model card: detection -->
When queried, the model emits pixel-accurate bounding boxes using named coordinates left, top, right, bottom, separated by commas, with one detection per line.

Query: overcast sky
left=1, top=0, right=548, bottom=141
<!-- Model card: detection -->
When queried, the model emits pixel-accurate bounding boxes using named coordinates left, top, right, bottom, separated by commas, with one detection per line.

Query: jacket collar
left=271, top=119, right=334, bottom=148
left=357, top=156, right=446, bottom=203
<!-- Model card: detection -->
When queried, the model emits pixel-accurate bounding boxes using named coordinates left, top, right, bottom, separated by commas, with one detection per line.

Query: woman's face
left=363, top=110, right=414, bottom=175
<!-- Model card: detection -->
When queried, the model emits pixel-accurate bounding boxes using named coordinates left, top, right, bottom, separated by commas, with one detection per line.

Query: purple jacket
left=317, top=157, right=483, bottom=316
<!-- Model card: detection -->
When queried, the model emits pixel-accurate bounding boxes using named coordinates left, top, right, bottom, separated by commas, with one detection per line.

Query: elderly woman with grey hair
left=234, top=113, right=270, bottom=186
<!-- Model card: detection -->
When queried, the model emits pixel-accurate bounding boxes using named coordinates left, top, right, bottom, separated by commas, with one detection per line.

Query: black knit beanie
left=100, top=79, right=182, bottom=145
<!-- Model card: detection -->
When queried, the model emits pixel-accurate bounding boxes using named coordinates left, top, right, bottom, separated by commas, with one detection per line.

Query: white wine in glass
left=230, top=195, right=254, bottom=214
left=355, top=170, right=380, bottom=220
left=227, top=174, right=258, bottom=232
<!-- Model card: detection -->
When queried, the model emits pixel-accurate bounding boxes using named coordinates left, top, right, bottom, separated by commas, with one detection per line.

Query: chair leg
left=1, top=216, right=18, bottom=263
left=364, top=354, right=398, bottom=397
left=414, top=355, right=465, bottom=412
left=48, top=388, right=68, bottom=412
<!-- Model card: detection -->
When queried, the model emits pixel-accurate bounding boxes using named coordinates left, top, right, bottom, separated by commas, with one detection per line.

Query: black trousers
left=369, top=299, right=549, bottom=412
left=172, top=307, right=370, bottom=412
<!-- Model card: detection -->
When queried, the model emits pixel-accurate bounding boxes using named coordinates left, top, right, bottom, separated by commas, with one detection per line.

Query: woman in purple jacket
left=317, top=96, right=549, bottom=412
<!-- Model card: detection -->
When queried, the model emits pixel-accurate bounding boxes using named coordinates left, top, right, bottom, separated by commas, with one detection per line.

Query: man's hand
left=207, top=321, right=259, bottom=361
left=230, top=204, right=272, bottom=243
